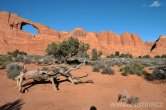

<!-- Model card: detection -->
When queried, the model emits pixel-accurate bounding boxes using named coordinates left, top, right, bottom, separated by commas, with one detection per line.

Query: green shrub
left=92, top=61, right=106, bottom=72
left=16, top=55, right=32, bottom=64
left=0, top=55, right=13, bottom=68
left=161, top=54, right=166, bottom=58
left=87, top=60, right=96, bottom=66
left=91, top=49, right=102, bottom=61
left=77, top=42, right=90, bottom=57
left=46, top=37, right=89, bottom=63
left=92, top=65, right=100, bottom=72
left=120, top=61, right=147, bottom=76
left=42, top=56, right=54, bottom=65
left=6, top=62, right=23, bottom=80
left=142, top=55, right=150, bottom=58
left=101, top=66, right=115, bottom=75
left=115, top=51, right=120, bottom=56
left=145, top=66, right=166, bottom=81
left=154, top=55, right=161, bottom=58
left=92, top=61, right=115, bottom=75
left=108, top=60, right=124, bottom=67
left=120, top=53, right=133, bottom=58
left=138, top=58, right=153, bottom=67
left=8, top=49, right=27, bottom=57
left=107, top=53, right=133, bottom=58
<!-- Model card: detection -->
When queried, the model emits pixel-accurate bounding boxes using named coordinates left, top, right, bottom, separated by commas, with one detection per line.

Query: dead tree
left=15, top=62, right=93, bottom=93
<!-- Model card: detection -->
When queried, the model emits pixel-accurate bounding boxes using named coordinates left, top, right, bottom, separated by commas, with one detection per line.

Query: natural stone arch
left=20, top=22, right=39, bottom=35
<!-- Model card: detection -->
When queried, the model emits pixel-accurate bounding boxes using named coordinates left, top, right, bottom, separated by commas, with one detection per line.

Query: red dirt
left=0, top=64, right=165, bottom=110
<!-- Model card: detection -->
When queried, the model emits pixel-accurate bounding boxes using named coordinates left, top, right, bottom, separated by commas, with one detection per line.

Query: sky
left=0, top=0, right=166, bottom=42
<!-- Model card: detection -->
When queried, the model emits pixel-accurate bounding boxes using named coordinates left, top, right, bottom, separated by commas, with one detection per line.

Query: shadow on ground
left=0, top=99, right=24, bottom=110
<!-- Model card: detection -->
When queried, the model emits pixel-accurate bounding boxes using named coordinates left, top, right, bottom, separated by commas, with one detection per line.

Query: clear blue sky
left=0, top=0, right=166, bottom=42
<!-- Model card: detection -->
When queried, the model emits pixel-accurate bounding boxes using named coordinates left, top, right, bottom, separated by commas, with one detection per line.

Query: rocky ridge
left=0, top=11, right=165, bottom=57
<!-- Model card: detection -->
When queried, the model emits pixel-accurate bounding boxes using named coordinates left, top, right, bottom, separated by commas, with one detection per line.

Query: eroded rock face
left=0, top=11, right=165, bottom=56
left=0, top=11, right=59, bottom=55
left=145, top=41, right=154, bottom=50
left=150, top=36, right=166, bottom=56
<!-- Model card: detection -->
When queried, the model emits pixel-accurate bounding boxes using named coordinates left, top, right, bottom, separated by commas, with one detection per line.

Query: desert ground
left=0, top=64, right=165, bottom=110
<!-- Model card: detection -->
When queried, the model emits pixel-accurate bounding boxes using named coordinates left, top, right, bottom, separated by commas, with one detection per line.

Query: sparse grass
left=6, top=62, right=23, bottom=80
left=92, top=61, right=115, bottom=75
left=101, top=66, right=114, bottom=75
left=120, top=61, right=147, bottom=76
left=92, top=65, right=100, bottom=72
left=145, top=66, right=166, bottom=81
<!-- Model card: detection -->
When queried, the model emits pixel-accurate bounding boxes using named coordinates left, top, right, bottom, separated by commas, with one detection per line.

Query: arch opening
left=21, top=23, right=39, bottom=35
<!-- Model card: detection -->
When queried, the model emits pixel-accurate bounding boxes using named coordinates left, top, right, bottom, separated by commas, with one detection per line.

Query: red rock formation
left=0, top=11, right=165, bottom=57
left=108, top=31, right=115, bottom=48
left=121, top=32, right=134, bottom=46
left=145, top=41, right=154, bottom=50
left=59, top=31, right=69, bottom=40
left=114, top=34, right=122, bottom=47
left=150, top=36, right=166, bottom=56
left=0, top=11, right=59, bottom=55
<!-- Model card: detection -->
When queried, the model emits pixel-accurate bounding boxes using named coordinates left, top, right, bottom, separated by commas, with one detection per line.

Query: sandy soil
left=0, top=64, right=165, bottom=110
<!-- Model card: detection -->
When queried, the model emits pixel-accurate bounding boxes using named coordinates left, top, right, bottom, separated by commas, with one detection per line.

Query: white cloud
left=149, top=1, right=161, bottom=8
left=142, top=1, right=162, bottom=8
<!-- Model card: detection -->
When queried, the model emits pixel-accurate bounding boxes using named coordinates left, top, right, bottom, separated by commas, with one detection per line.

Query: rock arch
left=20, top=22, right=39, bottom=35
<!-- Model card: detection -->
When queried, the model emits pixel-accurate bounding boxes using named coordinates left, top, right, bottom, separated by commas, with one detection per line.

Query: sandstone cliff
left=150, top=36, right=166, bottom=56
left=0, top=11, right=165, bottom=57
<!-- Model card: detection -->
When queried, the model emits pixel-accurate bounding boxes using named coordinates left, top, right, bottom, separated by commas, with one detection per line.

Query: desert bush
left=96, top=61, right=107, bottom=68
left=31, top=55, right=43, bottom=64
left=142, top=55, right=150, bottom=58
left=108, top=60, right=124, bottom=67
left=107, top=53, right=133, bottom=58
left=76, top=42, right=89, bottom=57
left=92, top=61, right=115, bottom=75
left=7, top=49, right=27, bottom=58
left=92, top=65, right=100, bottom=72
left=161, top=54, right=166, bottom=58
left=138, top=56, right=142, bottom=58
left=106, top=54, right=114, bottom=58
left=138, top=58, right=153, bottom=67
left=115, top=51, right=120, bottom=56
left=101, top=66, right=115, bottom=75
left=92, top=61, right=107, bottom=72
left=87, top=60, right=96, bottom=66
left=15, top=55, right=55, bottom=65
left=46, top=37, right=89, bottom=63
left=154, top=55, right=161, bottom=58
left=152, top=58, right=166, bottom=67
left=120, top=53, right=133, bottom=58
left=91, top=48, right=102, bottom=61
left=42, top=56, right=54, bottom=65
left=107, top=58, right=132, bottom=67
left=40, top=66, right=49, bottom=71
left=120, top=61, right=147, bottom=76
left=127, top=96, right=139, bottom=105
left=0, top=55, right=13, bottom=69
left=6, top=62, right=23, bottom=80
left=16, top=55, right=32, bottom=64
left=140, top=58, right=166, bottom=67
left=145, top=66, right=166, bottom=81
